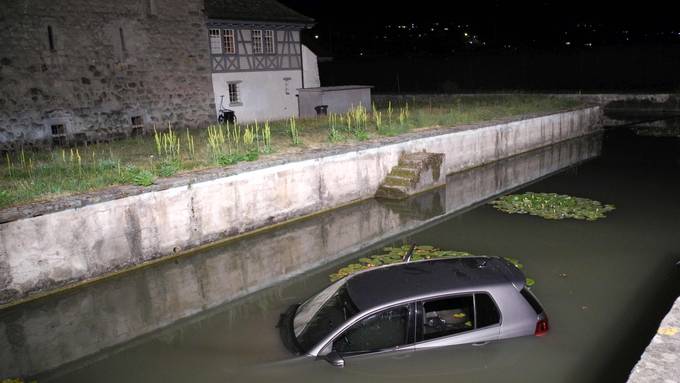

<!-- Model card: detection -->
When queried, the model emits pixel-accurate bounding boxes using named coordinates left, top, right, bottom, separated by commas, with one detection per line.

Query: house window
left=51, top=124, right=66, bottom=146
left=228, top=82, right=241, bottom=105
left=209, top=29, right=222, bottom=54
left=223, top=29, right=235, bottom=54
left=263, top=30, right=274, bottom=53
left=252, top=30, right=262, bottom=54
left=131, top=115, right=144, bottom=136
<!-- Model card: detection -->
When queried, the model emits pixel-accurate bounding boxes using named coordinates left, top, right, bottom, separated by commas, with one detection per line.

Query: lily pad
left=632, top=126, right=680, bottom=138
left=490, top=192, right=615, bottom=221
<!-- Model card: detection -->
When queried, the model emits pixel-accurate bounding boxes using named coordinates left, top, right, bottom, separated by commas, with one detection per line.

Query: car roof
left=345, top=256, right=523, bottom=311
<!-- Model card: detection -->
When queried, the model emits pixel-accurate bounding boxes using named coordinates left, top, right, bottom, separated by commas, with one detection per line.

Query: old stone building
left=0, top=0, right=317, bottom=150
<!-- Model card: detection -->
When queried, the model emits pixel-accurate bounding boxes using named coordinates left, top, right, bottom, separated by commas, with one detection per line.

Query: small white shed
left=297, top=85, right=373, bottom=118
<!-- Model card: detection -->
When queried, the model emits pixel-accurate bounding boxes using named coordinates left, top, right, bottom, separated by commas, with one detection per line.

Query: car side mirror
left=322, top=351, right=345, bottom=368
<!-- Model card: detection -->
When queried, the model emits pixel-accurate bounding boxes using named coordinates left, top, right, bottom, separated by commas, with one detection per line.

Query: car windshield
left=294, top=279, right=359, bottom=353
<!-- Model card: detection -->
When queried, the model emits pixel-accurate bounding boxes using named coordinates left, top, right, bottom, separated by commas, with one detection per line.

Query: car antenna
left=403, top=244, right=417, bottom=263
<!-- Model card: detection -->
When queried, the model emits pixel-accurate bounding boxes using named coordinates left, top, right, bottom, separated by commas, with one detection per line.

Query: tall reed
left=289, top=117, right=300, bottom=145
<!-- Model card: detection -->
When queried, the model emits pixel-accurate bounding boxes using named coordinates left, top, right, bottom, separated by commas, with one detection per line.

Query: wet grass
left=0, top=95, right=584, bottom=209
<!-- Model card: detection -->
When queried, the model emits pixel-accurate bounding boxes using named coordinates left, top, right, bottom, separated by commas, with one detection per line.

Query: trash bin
left=218, top=109, right=237, bottom=124
left=314, top=105, right=328, bottom=116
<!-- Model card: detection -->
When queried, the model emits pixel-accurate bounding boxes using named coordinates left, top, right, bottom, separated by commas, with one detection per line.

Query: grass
left=0, top=95, right=584, bottom=209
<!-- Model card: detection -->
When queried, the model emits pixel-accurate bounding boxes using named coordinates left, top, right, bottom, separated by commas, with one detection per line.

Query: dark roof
left=205, top=0, right=314, bottom=24
left=345, top=257, right=524, bottom=311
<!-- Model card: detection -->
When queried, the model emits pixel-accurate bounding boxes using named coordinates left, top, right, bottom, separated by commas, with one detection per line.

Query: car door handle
left=472, top=341, right=489, bottom=347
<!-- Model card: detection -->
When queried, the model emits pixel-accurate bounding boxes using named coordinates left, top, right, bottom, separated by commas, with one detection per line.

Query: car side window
left=475, top=293, right=501, bottom=328
left=333, top=305, right=410, bottom=354
left=423, top=295, right=474, bottom=340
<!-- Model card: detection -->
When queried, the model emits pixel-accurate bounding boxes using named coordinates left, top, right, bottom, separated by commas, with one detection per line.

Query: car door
left=329, top=303, right=416, bottom=357
left=414, top=292, right=501, bottom=349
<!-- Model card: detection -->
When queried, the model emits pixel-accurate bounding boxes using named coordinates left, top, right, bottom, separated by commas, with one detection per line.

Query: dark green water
left=4, top=127, right=680, bottom=382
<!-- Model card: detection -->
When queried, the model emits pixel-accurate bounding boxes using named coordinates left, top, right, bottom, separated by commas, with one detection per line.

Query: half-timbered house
left=205, top=0, right=318, bottom=122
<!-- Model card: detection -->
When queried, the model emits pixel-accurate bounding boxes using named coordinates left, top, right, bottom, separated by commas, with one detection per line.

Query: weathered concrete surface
left=374, top=93, right=679, bottom=110
left=0, top=134, right=602, bottom=378
left=375, top=152, right=444, bottom=199
left=0, top=107, right=602, bottom=306
left=627, top=297, right=680, bottom=383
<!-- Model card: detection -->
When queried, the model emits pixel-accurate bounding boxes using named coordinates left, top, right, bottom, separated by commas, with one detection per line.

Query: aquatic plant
left=329, top=245, right=534, bottom=287
left=490, top=192, right=615, bottom=221
left=631, top=126, right=680, bottom=138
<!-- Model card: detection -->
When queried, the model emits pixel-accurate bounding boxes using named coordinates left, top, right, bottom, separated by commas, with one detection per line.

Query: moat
left=2, top=123, right=679, bottom=382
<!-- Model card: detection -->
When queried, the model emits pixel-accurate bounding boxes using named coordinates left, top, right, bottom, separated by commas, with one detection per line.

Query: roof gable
left=205, top=0, right=314, bottom=24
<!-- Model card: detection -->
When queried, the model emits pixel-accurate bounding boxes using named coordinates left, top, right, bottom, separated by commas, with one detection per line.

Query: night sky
left=279, top=0, right=680, bottom=57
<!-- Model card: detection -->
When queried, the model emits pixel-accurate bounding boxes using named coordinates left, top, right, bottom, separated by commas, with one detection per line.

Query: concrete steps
left=375, top=152, right=445, bottom=200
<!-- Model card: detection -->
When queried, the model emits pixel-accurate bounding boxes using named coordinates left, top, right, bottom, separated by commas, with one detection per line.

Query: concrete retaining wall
left=627, top=297, right=680, bottom=383
left=0, top=134, right=602, bottom=378
left=0, top=107, right=602, bottom=306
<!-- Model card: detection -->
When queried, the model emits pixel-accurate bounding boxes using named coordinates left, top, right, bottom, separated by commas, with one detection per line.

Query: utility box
left=298, top=85, right=373, bottom=118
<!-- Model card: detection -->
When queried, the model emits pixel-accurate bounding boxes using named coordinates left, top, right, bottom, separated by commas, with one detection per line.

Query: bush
left=156, top=159, right=180, bottom=177
left=122, top=165, right=156, bottom=186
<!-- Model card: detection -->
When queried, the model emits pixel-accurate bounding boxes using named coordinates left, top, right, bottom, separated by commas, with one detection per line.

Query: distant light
left=314, top=34, right=319, bottom=39
left=444, top=27, right=449, bottom=31
left=464, top=32, right=469, bottom=37
left=565, top=41, right=571, bottom=46
left=584, top=42, right=592, bottom=47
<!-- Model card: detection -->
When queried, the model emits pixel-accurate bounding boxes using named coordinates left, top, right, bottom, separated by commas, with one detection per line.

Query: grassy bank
left=0, top=95, right=584, bottom=209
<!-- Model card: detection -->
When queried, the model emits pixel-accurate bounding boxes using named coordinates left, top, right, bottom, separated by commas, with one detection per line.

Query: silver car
left=279, top=255, right=549, bottom=367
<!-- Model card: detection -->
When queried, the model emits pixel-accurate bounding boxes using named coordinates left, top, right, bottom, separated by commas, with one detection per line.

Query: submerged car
left=279, top=255, right=548, bottom=367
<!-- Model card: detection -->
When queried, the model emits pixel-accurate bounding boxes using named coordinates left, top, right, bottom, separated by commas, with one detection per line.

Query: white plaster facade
left=208, top=24, right=320, bottom=123
left=302, top=44, right=321, bottom=88
left=212, top=69, right=303, bottom=122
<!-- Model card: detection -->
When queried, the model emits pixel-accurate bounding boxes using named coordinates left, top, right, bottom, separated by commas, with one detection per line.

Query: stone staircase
left=375, top=152, right=445, bottom=200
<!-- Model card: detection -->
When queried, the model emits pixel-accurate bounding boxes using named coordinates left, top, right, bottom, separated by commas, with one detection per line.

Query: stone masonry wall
left=0, top=0, right=215, bottom=150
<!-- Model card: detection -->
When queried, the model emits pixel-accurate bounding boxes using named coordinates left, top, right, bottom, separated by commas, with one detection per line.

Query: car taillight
left=535, top=318, right=549, bottom=336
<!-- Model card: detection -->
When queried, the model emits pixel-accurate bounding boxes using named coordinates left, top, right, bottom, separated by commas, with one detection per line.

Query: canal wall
left=0, top=134, right=602, bottom=378
left=627, top=297, right=680, bottom=383
left=0, top=106, right=602, bottom=307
